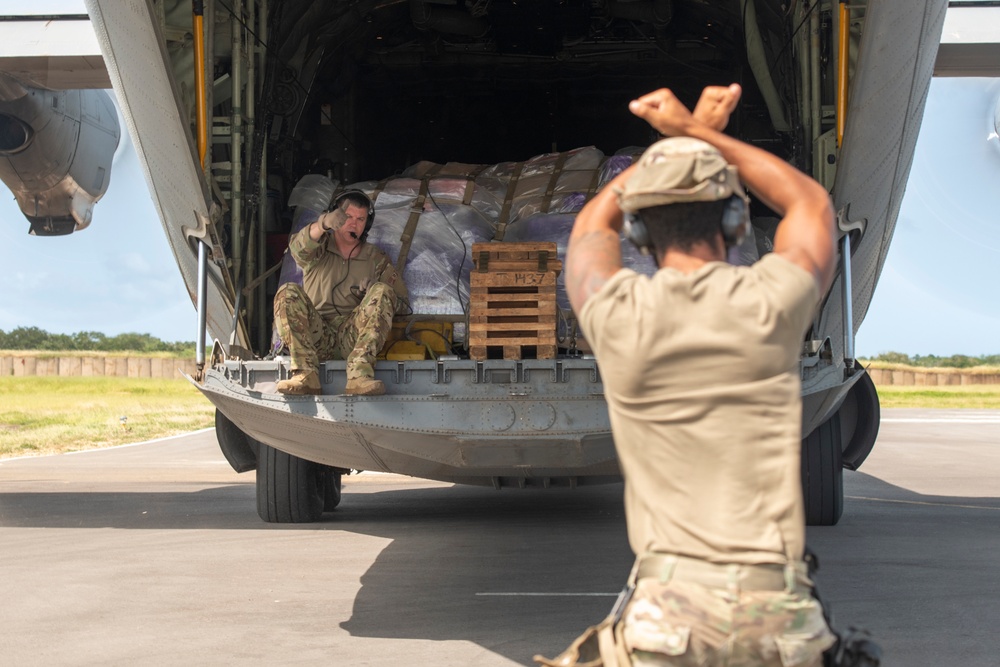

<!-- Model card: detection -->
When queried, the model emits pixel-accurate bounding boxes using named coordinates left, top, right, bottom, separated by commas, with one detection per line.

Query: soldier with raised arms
left=556, top=83, right=839, bottom=666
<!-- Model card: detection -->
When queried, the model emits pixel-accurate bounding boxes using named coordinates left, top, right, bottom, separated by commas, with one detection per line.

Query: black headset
left=329, top=189, right=376, bottom=243
left=623, top=195, right=751, bottom=256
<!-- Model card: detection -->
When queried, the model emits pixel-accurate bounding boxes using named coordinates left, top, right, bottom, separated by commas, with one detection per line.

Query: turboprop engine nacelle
left=0, top=74, right=120, bottom=236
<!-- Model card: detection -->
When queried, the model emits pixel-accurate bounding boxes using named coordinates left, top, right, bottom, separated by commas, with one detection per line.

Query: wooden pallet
left=472, top=241, right=562, bottom=274
left=469, top=242, right=559, bottom=360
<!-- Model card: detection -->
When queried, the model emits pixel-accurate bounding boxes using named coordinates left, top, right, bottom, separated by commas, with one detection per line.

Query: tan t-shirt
left=289, top=229, right=408, bottom=321
left=578, top=253, right=818, bottom=565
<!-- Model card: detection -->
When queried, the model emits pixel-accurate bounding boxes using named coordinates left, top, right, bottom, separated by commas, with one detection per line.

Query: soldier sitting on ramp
left=547, top=83, right=839, bottom=666
left=273, top=190, right=408, bottom=396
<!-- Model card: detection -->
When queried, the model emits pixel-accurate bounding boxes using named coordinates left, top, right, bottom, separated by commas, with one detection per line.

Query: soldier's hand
left=320, top=208, right=348, bottom=232
left=692, top=84, right=742, bottom=131
left=358, top=277, right=372, bottom=293
left=628, top=88, right=695, bottom=137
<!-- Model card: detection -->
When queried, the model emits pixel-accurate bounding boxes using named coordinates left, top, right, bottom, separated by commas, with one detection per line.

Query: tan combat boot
left=345, top=377, right=385, bottom=396
left=276, top=370, right=322, bottom=395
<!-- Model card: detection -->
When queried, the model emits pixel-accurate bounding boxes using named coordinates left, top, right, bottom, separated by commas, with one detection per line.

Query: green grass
left=875, top=385, right=1000, bottom=409
left=0, top=377, right=215, bottom=459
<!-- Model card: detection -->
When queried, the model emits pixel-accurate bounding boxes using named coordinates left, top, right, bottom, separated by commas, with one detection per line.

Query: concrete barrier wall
left=867, top=367, right=1000, bottom=386
left=0, top=355, right=199, bottom=379
left=1, top=355, right=996, bottom=384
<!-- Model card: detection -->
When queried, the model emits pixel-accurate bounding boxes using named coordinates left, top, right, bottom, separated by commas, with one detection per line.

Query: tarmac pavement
left=0, top=408, right=997, bottom=665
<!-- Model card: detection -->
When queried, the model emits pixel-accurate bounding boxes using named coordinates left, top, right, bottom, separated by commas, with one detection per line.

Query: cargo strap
left=494, top=161, right=525, bottom=241
left=370, top=177, right=389, bottom=207
left=585, top=162, right=601, bottom=202
left=540, top=153, right=569, bottom=214
left=462, top=164, right=488, bottom=206
left=395, top=165, right=441, bottom=274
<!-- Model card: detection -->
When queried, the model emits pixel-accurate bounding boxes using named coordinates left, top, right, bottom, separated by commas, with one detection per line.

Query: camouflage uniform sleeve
left=288, top=224, right=325, bottom=272
left=372, top=250, right=410, bottom=313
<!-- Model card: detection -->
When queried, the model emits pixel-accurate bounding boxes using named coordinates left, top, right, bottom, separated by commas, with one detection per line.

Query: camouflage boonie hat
left=617, top=137, right=747, bottom=213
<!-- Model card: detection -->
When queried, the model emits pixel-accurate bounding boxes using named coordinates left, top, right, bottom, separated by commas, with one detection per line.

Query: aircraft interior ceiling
left=246, top=0, right=812, bottom=181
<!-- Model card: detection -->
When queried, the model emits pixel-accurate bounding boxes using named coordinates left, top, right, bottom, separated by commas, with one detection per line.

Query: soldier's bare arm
left=566, top=165, right=635, bottom=313
left=630, top=86, right=836, bottom=294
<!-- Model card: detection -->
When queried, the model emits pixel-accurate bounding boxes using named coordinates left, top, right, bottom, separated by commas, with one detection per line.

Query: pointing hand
left=320, top=208, right=347, bottom=232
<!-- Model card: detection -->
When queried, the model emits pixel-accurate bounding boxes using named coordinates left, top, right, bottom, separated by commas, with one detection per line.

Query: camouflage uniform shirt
left=288, top=227, right=408, bottom=319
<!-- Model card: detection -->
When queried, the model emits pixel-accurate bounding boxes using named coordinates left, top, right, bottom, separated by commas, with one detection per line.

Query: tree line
left=0, top=327, right=195, bottom=354
left=862, top=351, right=1000, bottom=369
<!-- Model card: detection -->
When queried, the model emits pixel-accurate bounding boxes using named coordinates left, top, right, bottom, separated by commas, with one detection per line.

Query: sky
left=0, top=6, right=997, bottom=354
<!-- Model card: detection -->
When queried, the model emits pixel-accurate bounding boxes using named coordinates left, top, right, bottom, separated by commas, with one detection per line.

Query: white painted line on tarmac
left=476, top=592, right=618, bottom=597
left=847, top=496, right=1000, bottom=511
left=0, top=428, right=217, bottom=463
left=881, top=418, right=1000, bottom=424
left=62, top=428, right=216, bottom=455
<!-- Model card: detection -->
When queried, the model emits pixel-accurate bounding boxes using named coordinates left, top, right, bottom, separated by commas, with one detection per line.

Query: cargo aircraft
left=6, top=0, right=968, bottom=525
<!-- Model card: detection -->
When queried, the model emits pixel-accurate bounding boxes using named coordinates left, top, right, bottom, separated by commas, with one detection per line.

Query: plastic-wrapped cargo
left=278, top=147, right=662, bottom=346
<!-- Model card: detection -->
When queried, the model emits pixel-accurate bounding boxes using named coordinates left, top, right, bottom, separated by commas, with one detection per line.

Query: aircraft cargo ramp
left=194, top=357, right=619, bottom=487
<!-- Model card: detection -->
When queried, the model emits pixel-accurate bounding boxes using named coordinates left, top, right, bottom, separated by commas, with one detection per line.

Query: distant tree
left=40, top=332, right=74, bottom=351
left=0, top=327, right=194, bottom=353
left=3, top=326, right=48, bottom=350
left=872, top=351, right=913, bottom=365
left=945, top=354, right=976, bottom=369
left=72, top=331, right=106, bottom=349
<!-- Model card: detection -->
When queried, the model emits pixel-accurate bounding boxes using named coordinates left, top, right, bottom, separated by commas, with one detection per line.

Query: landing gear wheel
left=840, top=372, right=881, bottom=470
left=801, top=412, right=844, bottom=526
left=214, top=409, right=257, bottom=473
left=323, top=469, right=343, bottom=511
left=255, top=443, right=325, bottom=523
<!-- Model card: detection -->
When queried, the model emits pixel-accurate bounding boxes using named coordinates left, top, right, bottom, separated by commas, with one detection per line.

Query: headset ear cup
left=721, top=196, right=750, bottom=248
left=361, top=194, right=374, bottom=243
left=360, top=212, right=374, bottom=243
left=623, top=213, right=652, bottom=255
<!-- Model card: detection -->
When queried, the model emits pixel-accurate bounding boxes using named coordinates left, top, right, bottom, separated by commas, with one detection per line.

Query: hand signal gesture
left=629, top=84, right=742, bottom=136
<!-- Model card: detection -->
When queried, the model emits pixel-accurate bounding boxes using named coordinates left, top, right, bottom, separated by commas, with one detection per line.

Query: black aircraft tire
left=255, top=443, right=325, bottom=523
left=214, top=409, right=257, bottom=473
left=801, top=414, right=844, bottom=526
left=323, top=469, right=343, bottom=511
left=841, top=371, right=881, bottom=470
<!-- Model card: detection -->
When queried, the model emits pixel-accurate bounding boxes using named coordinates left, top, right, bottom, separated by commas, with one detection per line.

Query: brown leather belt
left=635, top=553, right=812, bottom=593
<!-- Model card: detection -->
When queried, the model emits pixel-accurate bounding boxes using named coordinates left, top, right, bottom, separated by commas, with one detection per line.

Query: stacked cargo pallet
left=469, top=242, right=561, bottom=360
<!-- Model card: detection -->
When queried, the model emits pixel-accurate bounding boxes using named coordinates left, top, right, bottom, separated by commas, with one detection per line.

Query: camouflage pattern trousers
left=621, top=561, right=836, bottom=667
left=273, top=282, right=396, bottom=380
